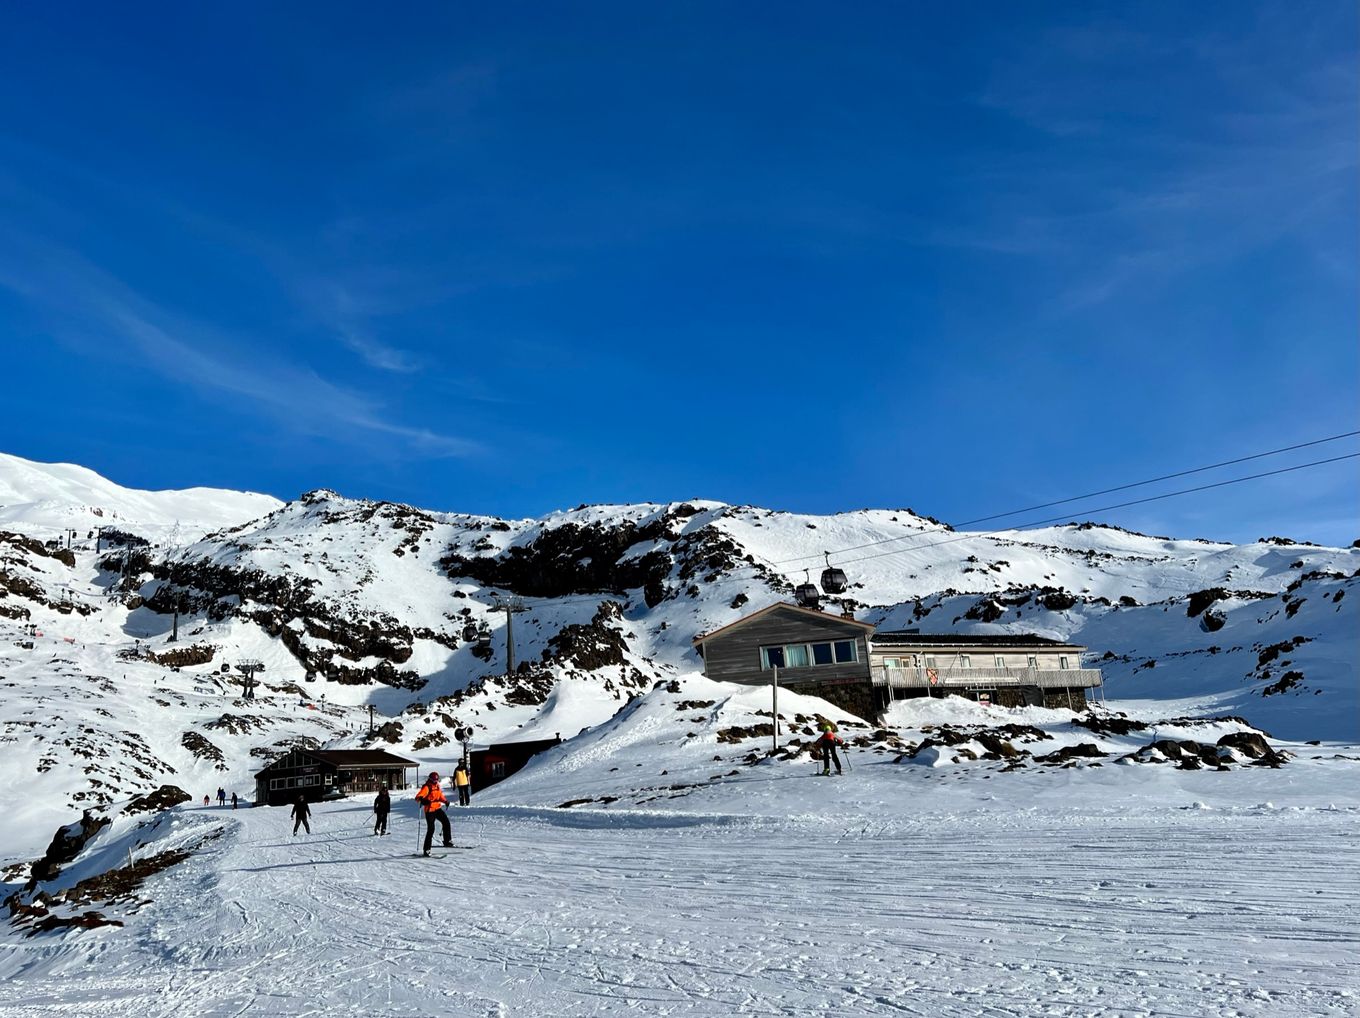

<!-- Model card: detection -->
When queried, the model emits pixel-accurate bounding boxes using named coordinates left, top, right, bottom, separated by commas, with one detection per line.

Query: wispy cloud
left=0, top=233, right=479, bottom=458
left=958, top=14, right=1359, bottom=311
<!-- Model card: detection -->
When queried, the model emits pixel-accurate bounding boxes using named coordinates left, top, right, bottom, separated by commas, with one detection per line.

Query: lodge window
left=491, top=761, right=506, bottom=779
left=1027, top=656, right=1038, bottom=668
left=994, top=656, right=1005, bottom=668
left=760, top=640, right=858, bottom=669
left=1060, top=655, right=1070, bottom=670
left=959, top=655, right=972, bottom=668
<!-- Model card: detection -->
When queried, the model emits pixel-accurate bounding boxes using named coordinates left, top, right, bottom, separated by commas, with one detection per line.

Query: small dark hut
left=468, top=736, right=562, bottom=794
left=253, top=748, right=416, bottom=806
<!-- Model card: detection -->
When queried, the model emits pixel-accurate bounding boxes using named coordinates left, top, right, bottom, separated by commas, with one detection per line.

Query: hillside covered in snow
left=1, top=451, right=1357, bottom=1016
left=0, top=451, right=1355, bottom=851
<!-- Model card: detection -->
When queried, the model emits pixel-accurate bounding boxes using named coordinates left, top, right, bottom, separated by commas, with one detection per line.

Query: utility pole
left=490, top=595, right=528, bottom=674
left=771, top=665, right=779, bottom=752
left=166, top=523, right=183, bottom=643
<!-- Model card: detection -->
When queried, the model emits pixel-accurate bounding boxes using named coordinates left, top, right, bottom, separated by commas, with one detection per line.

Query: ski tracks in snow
left=0, top=799, right=1357, bottom=1016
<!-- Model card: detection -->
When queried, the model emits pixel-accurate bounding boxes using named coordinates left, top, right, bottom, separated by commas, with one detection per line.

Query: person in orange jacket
left=414, top=772, right=453, bottom=856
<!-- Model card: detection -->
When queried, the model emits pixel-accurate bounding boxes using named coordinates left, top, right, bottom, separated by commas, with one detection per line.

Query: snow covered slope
left=0, top=452, right=281, bottom=542
left=0, top=452, right=1355, bottom=858
left=2, top=680, right=1356, bottom=1018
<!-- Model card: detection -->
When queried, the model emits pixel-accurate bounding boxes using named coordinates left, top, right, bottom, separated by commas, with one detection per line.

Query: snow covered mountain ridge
left=0, top=451, right=1355, bottom=858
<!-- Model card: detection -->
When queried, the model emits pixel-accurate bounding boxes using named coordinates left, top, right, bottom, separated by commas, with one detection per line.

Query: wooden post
left=771, top=665, right=779, bottom=751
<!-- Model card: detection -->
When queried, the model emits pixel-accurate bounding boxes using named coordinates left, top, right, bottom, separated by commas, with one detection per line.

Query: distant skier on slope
left=414, top=772, right=453, bottom=856
left=231, top=792, right=238, bottom=810
left=373, top=785, right=391, bottom=836
left=217, top=787, right=226, bottom=806
left=454, top=763, right=471, bottom=806
left=816, top=722, right=844, bottom=776
left=292, top=795, right=311, bottom=835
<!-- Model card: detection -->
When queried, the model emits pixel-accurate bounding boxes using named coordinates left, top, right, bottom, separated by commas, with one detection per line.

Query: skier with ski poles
left=373, top=785, right=391, bottom=836
left=414, top=772, right=453, bottom=857
left=816, top=721, right=845, bottom=776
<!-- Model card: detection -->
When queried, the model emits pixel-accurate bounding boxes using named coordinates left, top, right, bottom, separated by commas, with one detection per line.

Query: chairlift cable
left=766, top=428, right=1360, bottom=566
left=823, top=451, right=1360, bottom=570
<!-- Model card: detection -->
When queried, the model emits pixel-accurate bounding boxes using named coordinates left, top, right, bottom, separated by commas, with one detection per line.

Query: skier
left=453, top=762, right=471, bottom=806
left=291, top=795, right=311, bottom=835
left=216, top=787, right=226, bottom=807
left=202, top=794, right=210, bottom=807
left=230, top=792, right=238, bottom=810
left=414, top=772, right=453, bottom=856
left=373, top=785, right=391, bottom=836
left=816, top=722, right=844, bottom=776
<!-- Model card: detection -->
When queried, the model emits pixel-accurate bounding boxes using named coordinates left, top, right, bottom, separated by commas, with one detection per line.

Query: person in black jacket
left=291, top=795, right=311, bottom=835
left=373, top=786, right=391, bottom=836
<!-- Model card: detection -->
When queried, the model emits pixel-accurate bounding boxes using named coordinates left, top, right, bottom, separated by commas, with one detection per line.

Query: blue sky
left=1, top=2, right=1356, bottom=544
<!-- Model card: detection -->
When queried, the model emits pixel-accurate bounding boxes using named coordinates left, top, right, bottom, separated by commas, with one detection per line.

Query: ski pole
left=414, top=794, right=423, bottom=857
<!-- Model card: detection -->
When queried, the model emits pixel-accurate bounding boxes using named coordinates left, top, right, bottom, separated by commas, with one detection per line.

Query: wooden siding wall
left=701, top=608, right=871, bottom=686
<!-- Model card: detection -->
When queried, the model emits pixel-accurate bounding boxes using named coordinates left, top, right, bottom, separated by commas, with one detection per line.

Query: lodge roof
left=692, top=601, right=876, bottom=645
left=310, top=749, right=417, bottom=768
left=254, top=748, right=416, bottom=776
left=870, top=632, right=1085, bottom=650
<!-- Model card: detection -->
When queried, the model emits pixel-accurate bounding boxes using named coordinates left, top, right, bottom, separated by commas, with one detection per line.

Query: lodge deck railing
left=871, top=666, right=1103, bottom=690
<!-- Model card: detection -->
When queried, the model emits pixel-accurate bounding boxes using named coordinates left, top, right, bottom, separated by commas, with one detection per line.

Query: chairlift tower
left=490, top=595, right=529, bottom=675
left=235, top=659, right=264, bottom=701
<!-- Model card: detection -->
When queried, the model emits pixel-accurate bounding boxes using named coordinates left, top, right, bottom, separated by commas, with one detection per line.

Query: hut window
left=1027, top=656, right=1038, bottom=668
left=785, top=645, right=811, bottom=667
left=761, top=646, right=786, bottom=669
left=491, top=761, right=506, bottom=779
left=994, top=656, right=1005, bottom=668
left=812, top=642, right=834, bottom=665
left=1060, top=655, right=1071, bottom=669
left=959, top=655, right=972, bottom=668
left=834, top=640, right=857, bottom=663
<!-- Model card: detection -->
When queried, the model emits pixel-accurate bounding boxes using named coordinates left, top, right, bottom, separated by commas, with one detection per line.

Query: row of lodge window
left=269, top=774, right=332, bottom=791
left=760, top=639, right=858, bottom=670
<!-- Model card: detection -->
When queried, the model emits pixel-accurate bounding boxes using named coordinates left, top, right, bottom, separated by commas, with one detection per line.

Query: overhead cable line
left=768, top=429, right=1360, bottom=566
left=825, top=452, right=1360, bottom=569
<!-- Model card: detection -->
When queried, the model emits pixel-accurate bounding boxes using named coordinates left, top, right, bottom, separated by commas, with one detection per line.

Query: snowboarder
left=230, top=792, right=238, bottom=810
left=817, top=722, right=844, bottom=776
left=454, top=763, right=471, bottom=806
left=414, top=772, right=452, bottom=856
left=217, top=787, right=226, bottom=807
left=291, top=795, right=311, bottom=835
left=373, top=785, right=391, bottom=836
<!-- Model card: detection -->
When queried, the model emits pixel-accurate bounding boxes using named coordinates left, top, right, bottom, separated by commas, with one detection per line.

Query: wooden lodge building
left=692, top=602, right=1103, bottom=720
left=254, top=748, right=417, bottom=806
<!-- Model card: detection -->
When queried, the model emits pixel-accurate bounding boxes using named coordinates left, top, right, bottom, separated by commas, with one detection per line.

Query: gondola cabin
left=253, top=748, right=416, bottom=806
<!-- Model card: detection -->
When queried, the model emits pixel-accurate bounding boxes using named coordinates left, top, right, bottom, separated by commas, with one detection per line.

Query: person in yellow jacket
left=453, top=762, right=472, bottom=806
left=414, top=772, right=453, bottom=856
